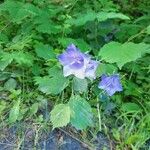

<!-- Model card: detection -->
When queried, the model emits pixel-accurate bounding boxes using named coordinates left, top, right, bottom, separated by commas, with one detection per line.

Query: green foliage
left=8, top=99, right=20, bottom=123
left=146, top=25, right=150, bottom=34
left=73, top=77, right=88, bottom=93
left=69, top=95, right=93, bottom=130
left=0, top=0, right=150, bottom=149
left=99, top=42, right=150, bottom=69
left=35, top=42, right=55, bottom=60
left=66, top=11, right=130, bottom=26
left=35, top=66, right=69, bottom=95
left=50, top=104, right=71, bottom=129
left=121, top=102, right=142, bottom=113
left=4, top=78, right=17, bottom=91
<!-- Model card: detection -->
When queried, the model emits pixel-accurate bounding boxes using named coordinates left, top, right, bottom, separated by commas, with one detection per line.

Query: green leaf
left=146, top=25, right=150, bottom=34
left=35, top=43, right=55, bottom=60
left=96, top=63, right=117, bottom=77
left=66, top=11, right=129, bottom=26
left=97, top=12, right=130, bottom=22
left=0, top=52, right=13, bottom=71
left=66, top=11, right=96, bottom=26
left=35, top=66, right=69, bottom=95
left=0, top=101, right=6, bottom=115
left=69, top=95, right=93, bottom=130
left=58, top=38, right=91, bottom=52
left=121, top=103, right=142, bottom=112
left=36, top=21, right=61, bottom=34
left=0, top=1, right=38, bottom=23
left=50, top=104, right=71, bottom=129
left=29, top=103, right=39, bottom=116
left=9, top=100, right=20, bottom=123
left=99, top=42, right=150, bottom=69
left=73, top=77, right=88, bottom=93
left=4, top=78, right=17, bottom=91
left=12, top=51, right=34, bottom=66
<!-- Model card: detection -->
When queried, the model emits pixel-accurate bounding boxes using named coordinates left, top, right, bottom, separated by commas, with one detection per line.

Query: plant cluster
left=0, top=0, right=150, bottom=149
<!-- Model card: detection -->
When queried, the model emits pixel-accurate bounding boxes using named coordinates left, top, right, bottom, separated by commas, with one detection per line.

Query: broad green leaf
left=48, top=65, right=62, bottom=77
left=73, top=77, right=88, bottom=93
left=7, top=35, right=32, bottom=50
left=66, top=11, right=129, bottom=26
left=58, top=38, right=91, bottom=52
left=99, top=42, right=150, bottom=69
left=12, top=51, right=34, bottom=66
left=0, top=1, right=38, bottom=23
left=69, top=95, right=93, bottom=130
left=96, top=63, right=118, bottom=77
left=0, top=53, right=13, bottom=71
left=121, top=103, right=142, bottom=112
left=66, top=11, right=96, bottom=26
left=4, top=78, right=17, bottom=91
left=35, top=66, right=69, bottom=95
left=50, top=104, right=71, bottom=129
left=32, top=64, right=41, bottom=76
left=36, top=21, right=61, bottom=34
left=97, top=12, right=130, bottom=22
left=9, top=100, right=20, bottom=123
left=35, top=43, right=55, bottom=60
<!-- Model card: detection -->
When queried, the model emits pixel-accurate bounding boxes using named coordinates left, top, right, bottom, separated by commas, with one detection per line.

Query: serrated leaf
left=99, top=42, right=150, bottom=69
left=66, top=11, right=129, bottom=26
left=12, top=51, right=34, bottom=66
left=50, top=104, right=71, bottom=129
left=0, top=52, right=13, bottom=71
left=36, top=21, right=61, bottom=34
left=66, top=11, right=96, bottom=26
left=121, top=103, right=142, bottom=112
left=35, top=43, right=55, bottom=60
left=35, top=66, right=69, bottom=95
left=4, top=78, right=17, bottom=91
left=73, top=77, right=88, bottom=93
left=69, top=95, right=93, bottom=130
left=97, top=12, right=130, bottom=22
left=0, top=1, right=38, bottom=23
left=9, top=100, right=20, bottom=123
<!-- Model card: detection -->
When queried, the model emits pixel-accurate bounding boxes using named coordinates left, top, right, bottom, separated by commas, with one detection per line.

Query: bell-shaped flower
left=98, top=74, right=123, bottom=96
left=58, top=44, right=99, bottom=79
left=85, top=60, right=99, bottom=79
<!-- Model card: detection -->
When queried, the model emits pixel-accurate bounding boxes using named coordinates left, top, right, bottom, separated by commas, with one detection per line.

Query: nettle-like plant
left=0, top=0, right=150, bottom=133
left=35, top=42, right=149, bottom=130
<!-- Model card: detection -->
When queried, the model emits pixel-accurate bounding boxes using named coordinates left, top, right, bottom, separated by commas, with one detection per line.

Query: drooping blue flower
left=98, top=74, right=123, bottom=96
left=58, top=44, right=99, bottom=79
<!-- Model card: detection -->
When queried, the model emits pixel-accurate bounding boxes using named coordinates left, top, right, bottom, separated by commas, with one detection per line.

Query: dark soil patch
left=0, top=125, right=112, bottom=150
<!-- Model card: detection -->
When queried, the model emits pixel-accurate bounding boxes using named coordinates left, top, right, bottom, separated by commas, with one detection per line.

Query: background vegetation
left=0, top=0, right=150, bottom=149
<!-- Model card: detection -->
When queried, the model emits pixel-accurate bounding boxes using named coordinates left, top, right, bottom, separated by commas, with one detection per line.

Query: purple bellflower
left=98, top=74, right=123, bottom=96
left=85, top=60, right=99, bottom=79
left=58, top=44, right=99, bottom=79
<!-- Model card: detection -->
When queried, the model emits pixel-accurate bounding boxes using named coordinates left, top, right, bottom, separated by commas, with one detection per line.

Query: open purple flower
left=58, top=44, right=90, bottom=79
left=58, top=44, right=99, bottom=79
left=98, top=74, right=123, bottom=96
left=85, top=60, right=99, bottom=79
